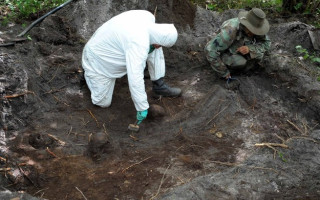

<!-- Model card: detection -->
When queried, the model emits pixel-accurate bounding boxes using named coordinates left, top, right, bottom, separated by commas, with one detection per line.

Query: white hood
left=149, top=24, right=178, bottom=47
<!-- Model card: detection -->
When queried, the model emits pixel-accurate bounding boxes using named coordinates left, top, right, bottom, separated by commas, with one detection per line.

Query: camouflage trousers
left=220, top=52, right=260, bottom=72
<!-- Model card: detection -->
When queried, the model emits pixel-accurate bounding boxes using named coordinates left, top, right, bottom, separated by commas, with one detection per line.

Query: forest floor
left=0, top=1, right=320, bottom=200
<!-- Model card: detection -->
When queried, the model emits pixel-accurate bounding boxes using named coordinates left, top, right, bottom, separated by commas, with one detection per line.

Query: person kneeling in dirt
left=205, top=8, right=271, bottom=87
left=82, top=10, right=181, bottom=125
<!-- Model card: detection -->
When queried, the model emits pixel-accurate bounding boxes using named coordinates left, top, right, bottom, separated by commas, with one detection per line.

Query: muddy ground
left=1, top=0, right=320, bottom=199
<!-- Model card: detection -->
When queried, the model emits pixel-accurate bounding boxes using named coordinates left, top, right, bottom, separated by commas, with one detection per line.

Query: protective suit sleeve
left=147, top=48, right=166, bottom=81
left=126, top=44, right=150, bottom=111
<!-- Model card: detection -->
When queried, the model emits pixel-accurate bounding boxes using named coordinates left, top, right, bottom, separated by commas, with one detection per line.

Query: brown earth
left=0, top=0, right=320, bottom=200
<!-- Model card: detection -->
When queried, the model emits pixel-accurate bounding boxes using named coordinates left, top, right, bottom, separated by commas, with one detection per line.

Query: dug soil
left=0, top=0, right=320, bottom=200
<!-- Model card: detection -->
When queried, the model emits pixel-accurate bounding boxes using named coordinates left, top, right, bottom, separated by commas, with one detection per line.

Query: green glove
left=137, top=110, right=148, bottom=125
left=148, top=45, right=155, bottom=54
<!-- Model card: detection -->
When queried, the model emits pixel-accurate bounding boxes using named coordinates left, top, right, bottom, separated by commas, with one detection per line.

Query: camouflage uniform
left=205, top=18, right=271, bottom=78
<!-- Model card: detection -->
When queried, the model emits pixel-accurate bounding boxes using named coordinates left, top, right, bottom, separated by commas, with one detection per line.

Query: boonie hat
left=238, top=8, right=270, bottom=35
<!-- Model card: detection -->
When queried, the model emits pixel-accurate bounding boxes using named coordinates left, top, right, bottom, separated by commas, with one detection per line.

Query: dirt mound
left=0, top=0, right=320, bottom=199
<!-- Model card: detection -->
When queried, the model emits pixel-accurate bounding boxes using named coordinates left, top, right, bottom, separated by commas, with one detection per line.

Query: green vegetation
left=278, top=152, right=287, bottom=162
left=1, top=0, right=319, bottom=27
left=27, top=34, right=32, bottom=40
left=190, top=0, right=320, bottom=27
left=296, top=45, right=320, bottom=81
left=190, top=0, right=282, bottom=12
left=11, top=0, right=65, bottom=17
left=296, top=45, right=320, bottom=64
left=315, top=8, right=320, bottom=28
left=0, top=0, right=66, bottom=25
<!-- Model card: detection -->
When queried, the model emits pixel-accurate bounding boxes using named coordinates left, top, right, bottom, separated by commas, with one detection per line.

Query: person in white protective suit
left=82, top=10, right=181, bottom=125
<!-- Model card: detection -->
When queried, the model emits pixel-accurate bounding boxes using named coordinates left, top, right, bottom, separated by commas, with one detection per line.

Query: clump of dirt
left=28, top=133, right=56, bottom=149
left=148, top=104, right=166, bottom=119
left=0, top=0, right=320, bottom=199
left=87, top=130, right=109, bottom=160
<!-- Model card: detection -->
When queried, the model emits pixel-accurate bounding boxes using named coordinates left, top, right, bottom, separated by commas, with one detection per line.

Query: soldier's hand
left=237, top=46, right=249, bottom=55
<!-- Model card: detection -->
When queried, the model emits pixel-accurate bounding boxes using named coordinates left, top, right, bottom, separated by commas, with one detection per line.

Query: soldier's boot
left=152, top=78, right=181, bottom=98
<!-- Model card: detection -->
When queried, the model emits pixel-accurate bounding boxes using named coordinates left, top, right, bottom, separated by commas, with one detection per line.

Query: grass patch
left=190, top=0, right=282, bottom=12
left=0, top=0, right=66, bottom=25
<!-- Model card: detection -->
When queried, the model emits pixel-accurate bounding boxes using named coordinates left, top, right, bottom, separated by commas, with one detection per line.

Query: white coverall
left=82, top=10, right=178, bottom=111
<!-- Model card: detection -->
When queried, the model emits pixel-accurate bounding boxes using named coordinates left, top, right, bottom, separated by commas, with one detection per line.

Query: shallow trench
left=0, top=0, right=320, bottom=200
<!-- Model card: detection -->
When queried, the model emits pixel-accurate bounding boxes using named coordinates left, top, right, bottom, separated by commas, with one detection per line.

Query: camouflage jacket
left=205, top=18, right=271, bottom=77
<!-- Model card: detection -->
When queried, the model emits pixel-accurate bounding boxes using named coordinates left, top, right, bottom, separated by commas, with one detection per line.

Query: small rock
left=216, top=132, right=223, bottom=138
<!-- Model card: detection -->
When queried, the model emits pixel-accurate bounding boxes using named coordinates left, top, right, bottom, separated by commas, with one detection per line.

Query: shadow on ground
left=0, top=0, right=320, bottom=199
